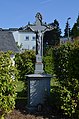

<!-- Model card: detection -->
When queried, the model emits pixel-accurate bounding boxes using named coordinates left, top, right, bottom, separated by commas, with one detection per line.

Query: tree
left=71, top=14, right=79, bottom=37
left=43, top=19, right=61, bottom=54
left=64, top=20, right=71, bottom=37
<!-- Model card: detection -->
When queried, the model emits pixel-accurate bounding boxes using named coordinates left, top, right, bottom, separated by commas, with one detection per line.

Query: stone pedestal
left=35, top=63, right=44, bottom=74
left=25, top=13, right=54, bottom=112
left=34, top=55, right=44, bottom=74
left=26, top=74, right=51, bottom=112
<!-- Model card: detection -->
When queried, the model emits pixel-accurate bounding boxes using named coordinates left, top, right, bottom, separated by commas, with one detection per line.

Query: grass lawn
left=15, top=80, right=27, bottom=99
left=16, top=80, right=25, bottom=92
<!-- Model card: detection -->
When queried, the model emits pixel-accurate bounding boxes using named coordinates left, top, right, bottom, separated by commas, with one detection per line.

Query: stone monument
left=26, top=12, right=55, bottom=112
left=27, top=12, right=54, bottom=74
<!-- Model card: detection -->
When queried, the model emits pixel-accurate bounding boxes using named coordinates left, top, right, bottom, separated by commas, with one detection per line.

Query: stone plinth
left=35, top=63, right=44, bottom=74
left=34, top=55, right=44, bottom=74
left=26, top=74, right=51, bottom=112
left=25, top=13, right=54, bottom=112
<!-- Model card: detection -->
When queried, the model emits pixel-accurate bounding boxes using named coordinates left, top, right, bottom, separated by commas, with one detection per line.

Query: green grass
left=16, top=80, right=25, bottom=92
left=15, top=80, right=27, bottom=99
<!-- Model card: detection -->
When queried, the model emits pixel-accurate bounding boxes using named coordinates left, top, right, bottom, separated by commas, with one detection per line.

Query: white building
left=12, top=29, right=36, bottom=51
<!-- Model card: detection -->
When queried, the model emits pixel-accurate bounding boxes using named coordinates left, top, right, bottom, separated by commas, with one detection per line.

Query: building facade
left=12, top=30, right=36, bottom=51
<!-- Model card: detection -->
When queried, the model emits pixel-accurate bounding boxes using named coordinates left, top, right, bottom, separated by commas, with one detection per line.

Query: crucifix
left=27, top=12, right=55, bottom=74
left=26, top=13, right=55, bottom=112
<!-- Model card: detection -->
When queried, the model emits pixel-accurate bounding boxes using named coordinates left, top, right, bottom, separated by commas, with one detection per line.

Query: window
left=32, top=46, right=36, bottom=50
left=32, top=36, right=36, bottom=41
left=25, top=36, right=29, bottom=41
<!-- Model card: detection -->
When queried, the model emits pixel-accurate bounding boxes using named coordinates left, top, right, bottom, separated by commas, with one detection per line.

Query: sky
left=0, top=0, right=79, bottom=35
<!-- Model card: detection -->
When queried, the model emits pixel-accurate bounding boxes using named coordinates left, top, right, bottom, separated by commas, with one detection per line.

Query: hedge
left=15, top=50, right=35, bottom=81
left=53, top=41, right=79, bottom=118
left=0, top=51, right=18, bottom=119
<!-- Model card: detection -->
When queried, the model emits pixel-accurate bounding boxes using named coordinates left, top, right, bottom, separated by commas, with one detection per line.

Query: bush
left=53, top=41, right=79, bottom=118
left=0, top=51, right=18, bottom=119
left=15, top=50, right=35, bottom=81
left=43, top=47, right=54, bottom=75
left=43, top=56, right=54, bottom=75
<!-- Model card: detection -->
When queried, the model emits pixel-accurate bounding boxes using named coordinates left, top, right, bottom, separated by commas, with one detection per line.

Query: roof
left=0, top=31, right=19, bottom=52
left=18, top=26, right=34, bottom=32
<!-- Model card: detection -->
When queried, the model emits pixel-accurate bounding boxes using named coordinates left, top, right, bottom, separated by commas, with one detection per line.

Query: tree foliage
left=43, top=19, right=61, bottom=54
left=71, top=15, right=79, bottom=37
left=64, top=20, right=71, bottom=37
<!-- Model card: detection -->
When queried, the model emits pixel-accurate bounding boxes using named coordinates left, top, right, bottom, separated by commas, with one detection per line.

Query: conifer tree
left=71, top=14, right=79, bottom=37
left=64, top=20, right=71, bottom=37
left=43, top=19, right=61, bottom=50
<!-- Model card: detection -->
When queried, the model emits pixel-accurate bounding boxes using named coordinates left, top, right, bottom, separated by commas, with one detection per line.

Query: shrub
left=0, top=51, right=18, bottom=119
left=43, top=47, right=54, bottom=75
left=43, top=56, right=54, bottom=75
left=15, top=50, right=35, bottom=81
left=53, top=41, right=79, bottom=118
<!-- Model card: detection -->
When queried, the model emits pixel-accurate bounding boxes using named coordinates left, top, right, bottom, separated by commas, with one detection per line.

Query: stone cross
left=26, top=13, right=54, bottom=112
left=27, top=12, right=54, bottom=74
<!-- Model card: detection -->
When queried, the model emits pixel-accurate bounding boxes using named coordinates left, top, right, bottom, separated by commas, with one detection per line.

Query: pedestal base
left=26, top=73, right=52, bottom=112
left=35, top=62, right=44, bottom=74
